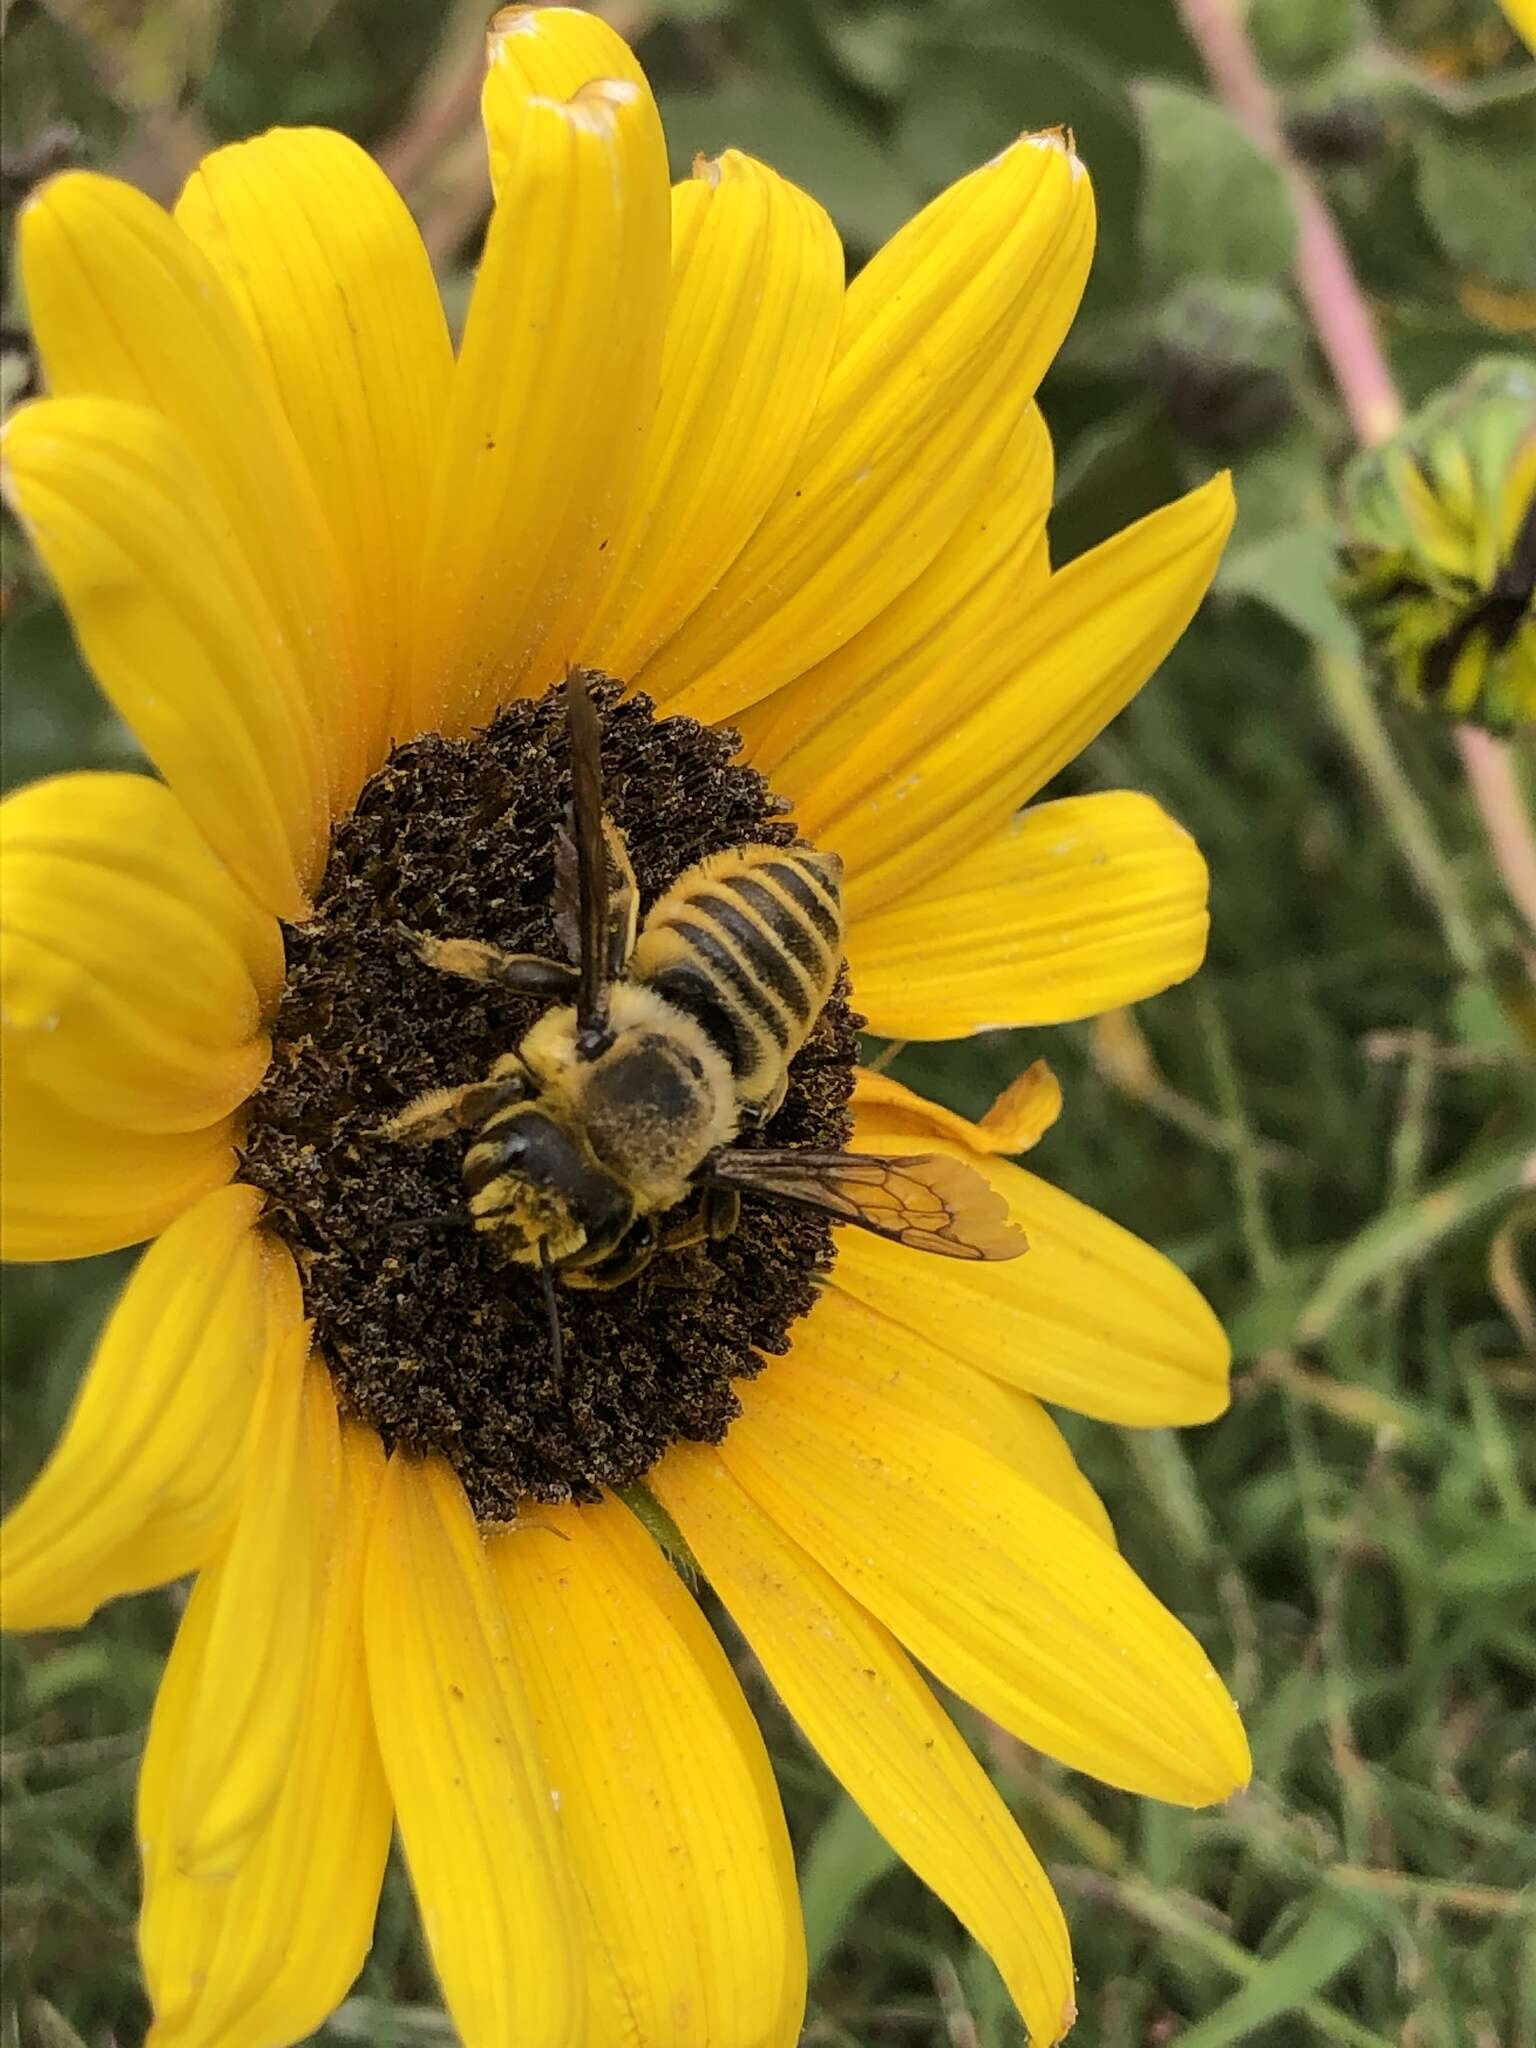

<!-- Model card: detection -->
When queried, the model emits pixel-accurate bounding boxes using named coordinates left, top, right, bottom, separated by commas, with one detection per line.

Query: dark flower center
left=236, top=680, right=859, bottom=1523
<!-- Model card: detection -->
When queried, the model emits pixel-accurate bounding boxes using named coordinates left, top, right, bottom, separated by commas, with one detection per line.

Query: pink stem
left=1175, top=0, right=1536, bottom=945
left=377, top=38, right=486, bottom=195
left=1172, top=0, right=1403, bottom=445
left=1456, top=726, right=1536, bottom=939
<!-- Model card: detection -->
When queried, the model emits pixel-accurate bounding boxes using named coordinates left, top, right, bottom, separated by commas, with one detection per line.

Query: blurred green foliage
left=3, top=0, right=1534, bottom=2044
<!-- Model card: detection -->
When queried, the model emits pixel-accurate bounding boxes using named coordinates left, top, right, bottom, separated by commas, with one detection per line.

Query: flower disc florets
left=238, top=680, right=860, bottom=1522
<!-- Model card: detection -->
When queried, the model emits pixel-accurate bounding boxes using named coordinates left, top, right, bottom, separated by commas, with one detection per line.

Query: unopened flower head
left=1339, top=355, right=1536, bottom=734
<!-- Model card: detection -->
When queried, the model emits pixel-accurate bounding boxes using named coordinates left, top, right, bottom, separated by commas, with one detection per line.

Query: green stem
left=1314, top=647, right=1489, bottom=982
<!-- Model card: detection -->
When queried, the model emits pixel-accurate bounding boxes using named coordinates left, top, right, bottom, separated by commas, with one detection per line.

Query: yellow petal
left=843, top=1073, right=1232, bottom=1427
left=2, top=400, right=329, bottom=917
left=829, top=472, right=1236, bottom=919
left=847, top=791, right=1210, bottom=1039
left=798, top=1285, right=1115, bottom=1547
left=1501, top=433, right=1536, bottom=557
left=19, top=170, right=363, bottom=807
left=1498, top=0, right=1536, bottom=55
left=1, top=1086, right=238, bottom=1264
left=636, top=134, right=1092, bottom=725
left=143, top=1421, right=392, bottom=2048
left=0, top=1191, right=287, bottom=1632
left=1, top=773, right=282, bottom=1005
left=483, top=6, right=649, bottom=185
left=655, top=1444, right=1078, bottom=2047
left=364, top=1455, right=582, bottom=2048
left=489, top=1495, right=805, bottom=2048
left=2, top=774, right=279, bottom=1133
left=170, top=1341, right=336, bottom=1880
left=737, top=403, right=1051, bottom=778
left=723, top=1347, right=1250, bottom=1805
left=412, top=29, right=669, bottom=735
left=136, top=1569, right=226, bottom=2028
left=586, top=150, right=844, bottom=681
left=849, top=1062, right=1063, bottom=1159
left=176, top=127, right=453, bottom=759
left=972, top=1060, right=1064, bottom=1152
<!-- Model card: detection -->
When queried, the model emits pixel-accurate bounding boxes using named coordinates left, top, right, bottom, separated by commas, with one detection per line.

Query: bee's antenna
left=565, top=668, right=614, bottom=1050
left=537, top=1238, right=565, bottom=1380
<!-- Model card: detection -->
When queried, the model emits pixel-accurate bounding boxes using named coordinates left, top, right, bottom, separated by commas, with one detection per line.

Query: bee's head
left=462, top=1104, right=634, bottom=1266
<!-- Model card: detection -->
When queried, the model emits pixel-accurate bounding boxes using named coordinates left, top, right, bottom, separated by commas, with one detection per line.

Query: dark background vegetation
left=2, top=1, right=1534, bottom=2043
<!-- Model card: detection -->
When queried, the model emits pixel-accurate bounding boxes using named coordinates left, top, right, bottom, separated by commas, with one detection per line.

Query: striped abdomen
left=628, top=844, right=844, bottom=1119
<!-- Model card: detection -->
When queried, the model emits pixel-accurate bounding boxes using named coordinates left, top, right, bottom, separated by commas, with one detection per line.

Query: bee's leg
left=735, top=1072, right=789, bottom=1133
left=378, top=1060, right=533, bottom=1142
left=379, top=1082, right=480, bottom=1143
left=656, top=1185, right=740, bottom=1252
left=408, top=933, right=580, bottom=998
left=657, top=1200, right=709, bottom=1252
left=561, top=1219, right=658, bottom=1291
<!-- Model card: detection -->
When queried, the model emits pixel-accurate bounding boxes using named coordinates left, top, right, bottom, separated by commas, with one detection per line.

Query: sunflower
left=0, top=8, right=1247, bottom=2044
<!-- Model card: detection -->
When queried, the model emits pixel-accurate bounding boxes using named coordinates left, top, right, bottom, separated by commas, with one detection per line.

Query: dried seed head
left=238, top=681, right=860, bottom=1523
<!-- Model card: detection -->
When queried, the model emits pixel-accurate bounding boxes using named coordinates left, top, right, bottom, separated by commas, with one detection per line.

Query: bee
left=383, top=671, right=1022, bottom=1360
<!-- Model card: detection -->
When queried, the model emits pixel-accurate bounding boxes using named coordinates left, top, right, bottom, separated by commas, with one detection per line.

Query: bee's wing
left=708, top=1148, right=1025, bottom=1261
left=559, top=669, right=638, bottom=1037
left=554, top=812, right=638, bottom=978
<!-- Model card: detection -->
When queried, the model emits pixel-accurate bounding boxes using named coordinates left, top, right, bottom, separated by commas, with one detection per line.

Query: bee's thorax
left=519, top=985, right=738, bottom=1214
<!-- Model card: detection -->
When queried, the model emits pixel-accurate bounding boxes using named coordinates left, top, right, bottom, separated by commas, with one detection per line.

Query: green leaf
left=1134, top=79, right=1298, bottom=289
left=1448, top=979, right=1523, bottom=1053
left=1222, top=528, right=1361, bottom=653
left=0, top=597, right=144, bottom=795
left=800, top=1794, right=900, bottom=1975
left=1298, top=1137, right=1536, bottom=1343
left=1227, top=1263, right=1320, bottom=1357
left=1173, top=1900, right=1378, bottom=2048
left=936, top=0, right=1199, bottom=81
left=1246, top=0, right=1368, bottom=80
left=1213, top=413, right=1361, bottom=651
left=22, top=2001, right=90, bottom=2048
left=1439, top=1526, right=1536, bottom=1597
left=25, top=1643, right=116, bottom=1710
left=648, top=0, right=734, bottom=18
left=1413, top=111, right=1536, bottom=290
left=1225, top=419, right=1334, bottom=545
left=826, top=4, right=920, bottom=99
left=657, top=81, right=919, bottom=251
left=1045, top=397, right=1186, bottom=561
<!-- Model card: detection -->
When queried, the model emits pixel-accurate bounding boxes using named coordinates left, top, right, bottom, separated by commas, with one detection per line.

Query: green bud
left=1146, top=279, right=1303, bottom=452
left=1339, top=356, right=1536, bottom=734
